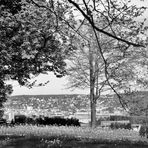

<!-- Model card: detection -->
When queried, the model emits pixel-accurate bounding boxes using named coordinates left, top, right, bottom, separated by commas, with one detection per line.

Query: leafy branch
left=68, top=0, right=146, bottom=48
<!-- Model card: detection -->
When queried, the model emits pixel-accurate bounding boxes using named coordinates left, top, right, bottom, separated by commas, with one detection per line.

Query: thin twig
left=68, top=0, right=145, bottom=47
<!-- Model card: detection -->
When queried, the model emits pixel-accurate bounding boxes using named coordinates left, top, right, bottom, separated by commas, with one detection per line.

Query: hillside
left=5, top=94, right=123, bottom=114
left=6, top=94, right=90, bottom=114
left=5, top=91, right=148, bottom=116
left=100, top=91, right=148, bottom=115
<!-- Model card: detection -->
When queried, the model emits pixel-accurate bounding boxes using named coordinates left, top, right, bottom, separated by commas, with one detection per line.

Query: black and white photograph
left=0, top=0, right=148, bottom=147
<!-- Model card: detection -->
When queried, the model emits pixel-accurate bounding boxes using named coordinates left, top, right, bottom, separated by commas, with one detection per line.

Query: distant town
left=3, top=94, right=128, bottom=123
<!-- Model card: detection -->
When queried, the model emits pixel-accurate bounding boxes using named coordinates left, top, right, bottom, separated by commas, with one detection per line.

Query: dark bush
left=26, top=117, right=36, bottom=125
left=139, top=125, right=148, bottom=138
left=110, top=115, right=130, bottom=121
left=14, top=115, right=27, bottom=125
left=126, top=123, right=132, bottom=130
left=10, top=115, right=80, bottom=127
left=35, top=116, right=45, bottom=125
left=110, top=122, right=132, bottom=130
left=0, top=118, right=7, bottom=126
left=35, top=116, right=80, bottom=126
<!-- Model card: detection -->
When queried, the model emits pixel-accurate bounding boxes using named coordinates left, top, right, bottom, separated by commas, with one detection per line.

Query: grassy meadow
left=0, top=125, right=148, bottom=147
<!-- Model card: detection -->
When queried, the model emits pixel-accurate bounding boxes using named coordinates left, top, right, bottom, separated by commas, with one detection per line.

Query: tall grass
left=0, top=125, right=148, bottom=144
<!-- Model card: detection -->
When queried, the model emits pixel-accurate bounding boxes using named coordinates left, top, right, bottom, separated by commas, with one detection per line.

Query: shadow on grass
left=0, top=135, right=148, bottom=148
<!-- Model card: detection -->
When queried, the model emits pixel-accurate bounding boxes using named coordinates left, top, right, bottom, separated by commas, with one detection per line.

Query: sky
left=9, top=73, right=89, bottom=96
left=8, top=0, right=148, bottom=96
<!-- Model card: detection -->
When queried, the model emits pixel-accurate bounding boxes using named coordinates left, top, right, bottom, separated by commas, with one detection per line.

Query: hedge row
left=10, top=115, right=81, bottom=126
left=110, top=122, right=132, bottom=130
left=0, top=118, right=7, bottom=125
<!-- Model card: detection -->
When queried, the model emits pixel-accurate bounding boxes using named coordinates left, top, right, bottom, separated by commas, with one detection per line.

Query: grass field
left=0, top=125, right=148, bottom=146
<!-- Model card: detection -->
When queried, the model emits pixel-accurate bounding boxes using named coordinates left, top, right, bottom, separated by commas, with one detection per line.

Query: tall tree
left=0, top=0, right=23, bottom=110
left=0, top=0, right=74, bottom=108
left=67, top=23, right=142, bottom=127
left=65, top=0, right=148, bottom=127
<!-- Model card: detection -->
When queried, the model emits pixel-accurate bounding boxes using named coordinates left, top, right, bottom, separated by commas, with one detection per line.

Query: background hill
left=4, top=91, right=148, bottom=117
left=5, top=94, right=90, bottom=114
left=5, top=94, right=123, bottom=115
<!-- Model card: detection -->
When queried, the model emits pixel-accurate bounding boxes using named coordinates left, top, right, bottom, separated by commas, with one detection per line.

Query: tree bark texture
left=89, top=43, right=96, bottom=127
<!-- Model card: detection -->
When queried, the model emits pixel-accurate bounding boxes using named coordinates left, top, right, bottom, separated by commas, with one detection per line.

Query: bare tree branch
left=68, top=0, right=145, bottom=47
left=88, top=10, right=130, bottom=111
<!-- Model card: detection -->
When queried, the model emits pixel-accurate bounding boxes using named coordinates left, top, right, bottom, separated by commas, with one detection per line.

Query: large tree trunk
left=89, top=43, right=96, bottom=128
left=90, top=68, right=96, bottom=128
left=90, top=95, right=96, bottom=128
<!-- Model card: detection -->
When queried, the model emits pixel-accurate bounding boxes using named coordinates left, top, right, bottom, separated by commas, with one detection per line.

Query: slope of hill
left=5, top=94, right=125, bottom=115
left=6, top=94, right=90, bottom=114
left=101, top=91, right=148, bottom=115
left=5, top=91, right=148, bottom=116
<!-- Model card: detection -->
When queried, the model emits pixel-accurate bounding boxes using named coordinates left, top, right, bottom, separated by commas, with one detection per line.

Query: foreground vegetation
left=0, top=125, right=148, bottom=146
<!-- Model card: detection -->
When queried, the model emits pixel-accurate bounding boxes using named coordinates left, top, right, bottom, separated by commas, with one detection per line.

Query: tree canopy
left=62, top=0, right=148, bottom=126
left=0, top=0, right=74, bottom=106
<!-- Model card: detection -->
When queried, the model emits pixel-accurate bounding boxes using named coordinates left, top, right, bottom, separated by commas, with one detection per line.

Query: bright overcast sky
left=9, top=0, right=148, bottom=96
left=9, top=73, right=89, bottom=96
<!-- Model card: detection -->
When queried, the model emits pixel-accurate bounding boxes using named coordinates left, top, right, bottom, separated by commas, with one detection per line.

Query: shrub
left=14, top=115, right=27, bottom=125
left=10, top=115, right=80, bottom=127
left=110, top=122, right=132, bottom=130
left=40, top=117, right=80, bottom=127
left=0, top=118, right=7, bottom=126
left=35, top=116, right=45, bottom=125
left=130, top=116, right=148, bottom=124
left=126, top=123, right=132, bottom=130
left=110, top=115, right=130, bottom=121
left=139, top=125, right=148, bottom=138
left=26, top=117, right=36, bottom=125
